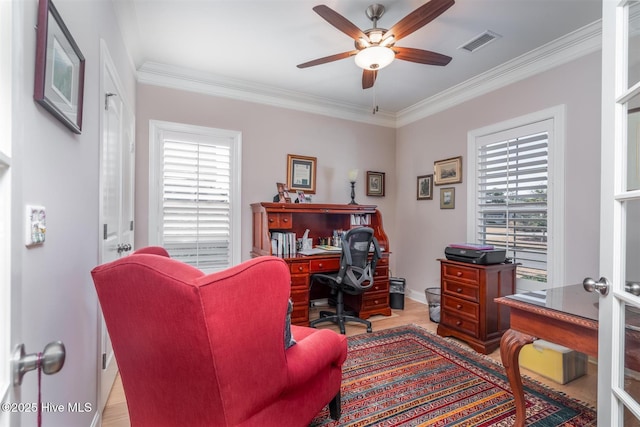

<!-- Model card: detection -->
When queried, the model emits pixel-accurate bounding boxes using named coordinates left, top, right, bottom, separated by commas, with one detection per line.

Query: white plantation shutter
left=150, top=122, right=241, bottom=273
left=476, top=132, right=548, bottom=283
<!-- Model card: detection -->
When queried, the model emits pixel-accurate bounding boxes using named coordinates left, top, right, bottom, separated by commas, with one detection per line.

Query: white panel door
left=97, top=41, right=134, bottom=415
left=598, top=1, right=640, bottom=424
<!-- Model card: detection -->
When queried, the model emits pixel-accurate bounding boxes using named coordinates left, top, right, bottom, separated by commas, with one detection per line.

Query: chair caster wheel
left=366, top=327, right=372, bottom=333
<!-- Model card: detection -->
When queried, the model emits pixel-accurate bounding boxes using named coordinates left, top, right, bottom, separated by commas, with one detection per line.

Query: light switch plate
left=25, top=205, right=46, bottom=247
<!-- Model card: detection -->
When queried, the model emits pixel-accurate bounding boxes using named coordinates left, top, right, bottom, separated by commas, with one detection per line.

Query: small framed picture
left=417, top=175, right=433, bottom=200
left=297, top=190, right=306, bottom=203
left=34, top=0, right=86, bottom=134
left=287, top=154, right=317, bottom=194
left=366, top=171, right=385, bottom=197
left=276, top=182, right=291, bottom=203
left=440, top=187, right=455, bottom=209
left=434, top=156, right=462, bottom=185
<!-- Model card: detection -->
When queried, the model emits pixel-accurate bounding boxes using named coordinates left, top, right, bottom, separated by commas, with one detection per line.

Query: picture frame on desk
left=366, top=171, right=385, bottom=197
left=276, top=182, right=291, bottom=203
left=287, top=154, right=316, bottom=194
left=434, top=156, right=462, bottom=185
left=417, top=174, right=433, bottom=200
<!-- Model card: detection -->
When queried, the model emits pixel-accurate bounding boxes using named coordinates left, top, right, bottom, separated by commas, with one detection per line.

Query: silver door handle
left=12, top=341, right=65, bottom=386
left=583, top=277, right=610, bottom=296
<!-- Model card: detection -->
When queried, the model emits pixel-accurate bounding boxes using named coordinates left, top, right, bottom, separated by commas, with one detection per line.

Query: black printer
left=444, top=243, right=506, bottom=265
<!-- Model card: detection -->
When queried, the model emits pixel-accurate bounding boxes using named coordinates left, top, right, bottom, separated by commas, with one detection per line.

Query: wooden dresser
left=436, top=259, right=517, bottom=354
left=251, top=202, right=391, bottom=326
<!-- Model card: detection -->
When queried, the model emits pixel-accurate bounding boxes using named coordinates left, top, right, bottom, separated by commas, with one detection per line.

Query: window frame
left=148, top=120, right=242, bottom=271
left=466, top=106, right=565, bottom=291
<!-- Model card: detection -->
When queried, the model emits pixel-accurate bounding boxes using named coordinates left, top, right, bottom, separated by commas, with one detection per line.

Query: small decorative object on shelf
left=348, top=169, right=358, bottom=205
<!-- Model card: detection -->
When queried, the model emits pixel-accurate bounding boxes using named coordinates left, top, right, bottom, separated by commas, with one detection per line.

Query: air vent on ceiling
left=459, top=30, right=501, bottom=53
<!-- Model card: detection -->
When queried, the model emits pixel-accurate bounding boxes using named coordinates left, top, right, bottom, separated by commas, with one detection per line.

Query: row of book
left=271, top=231, right=297, bottom=257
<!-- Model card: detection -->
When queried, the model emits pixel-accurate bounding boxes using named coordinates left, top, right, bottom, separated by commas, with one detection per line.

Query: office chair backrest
left=337, top=227, right=382, bottom=293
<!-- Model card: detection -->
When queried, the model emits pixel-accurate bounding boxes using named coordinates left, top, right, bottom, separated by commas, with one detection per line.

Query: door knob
left=583, top=277, right=610, bottom=296
left=13, top=341, right=65, bottom=386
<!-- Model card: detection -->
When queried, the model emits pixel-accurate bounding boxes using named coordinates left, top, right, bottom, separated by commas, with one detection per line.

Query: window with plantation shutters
left=467, top=108, right=565, bottom=291
left=477, top=132, right=548, bottom=283
left=149, top=122, right=241, bottom=272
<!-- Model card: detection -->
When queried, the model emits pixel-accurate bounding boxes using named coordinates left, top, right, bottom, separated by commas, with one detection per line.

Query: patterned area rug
left=311, top=324, right=596, bottom=426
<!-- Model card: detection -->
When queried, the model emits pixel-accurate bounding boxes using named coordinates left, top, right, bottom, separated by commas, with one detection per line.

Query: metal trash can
left=389, top=277, right=405, bottom=310
left=425, top=287, right=441, bottom=323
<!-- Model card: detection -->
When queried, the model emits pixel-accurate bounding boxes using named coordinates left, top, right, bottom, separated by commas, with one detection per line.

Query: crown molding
left=396, top=20, right=602, bottom=127
left=137, top=63, right=397, bottom=128
left=136, top=19, right=601, bottom=130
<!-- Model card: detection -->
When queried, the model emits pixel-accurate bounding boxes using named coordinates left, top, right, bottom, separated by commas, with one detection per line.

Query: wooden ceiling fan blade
left=385, top=0, right=455, bottom=42
left=362, top=70, right=377, bottom=89
left=297, top=50, right=358, bottom=68
left=394, top=47, right=452, bottom=66
left=313, top=5, right=368, bottom=41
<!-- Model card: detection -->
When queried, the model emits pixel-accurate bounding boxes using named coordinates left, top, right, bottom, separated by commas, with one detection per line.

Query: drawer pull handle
left=456, top=304, right=462, bottom=309
left=268, top=218, right=275, bottom=223
left=456, top=272, right=463, bottom=277
left=456, top=320, right=462, bottom=326
left=456, top=288, right=462, bottom=293
left=318, top=263, right=323, bottom=268
left=282, top=218, right=288, bottom=223
left=374, top=300, right=379, bottom=304
left=298, top=266, right=303, bottom=272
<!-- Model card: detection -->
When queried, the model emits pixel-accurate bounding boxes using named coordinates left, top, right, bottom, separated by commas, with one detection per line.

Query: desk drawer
left=441, top=310, right=479, bottom=338
left=267, top=213, right=292, bottom=229
left=369, top=279, right=389, bottom=294
left=442, top=294, right=479, bottom=321
left=290, top=262, right=309, bottom=275
left=310, top=258, right=340, bottom=273
left=442, top=263, right=480, bottom=283
left=443, top=279, right=479, bottom=302
left=374, top=266, right=389, bottom=281
left=361, top=291, right=389, bottom=310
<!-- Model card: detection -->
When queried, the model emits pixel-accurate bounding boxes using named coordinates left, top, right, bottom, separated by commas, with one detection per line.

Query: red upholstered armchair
left=91, top=251, right=347, bottom=426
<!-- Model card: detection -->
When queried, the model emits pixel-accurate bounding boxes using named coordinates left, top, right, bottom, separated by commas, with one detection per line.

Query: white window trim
left=466, top=105, right=565, bottom=290
left=148, top=120, right=242, bottom=268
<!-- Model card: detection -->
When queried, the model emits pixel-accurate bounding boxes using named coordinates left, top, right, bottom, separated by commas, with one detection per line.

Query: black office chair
left=310, top=227, right=382, bottom=334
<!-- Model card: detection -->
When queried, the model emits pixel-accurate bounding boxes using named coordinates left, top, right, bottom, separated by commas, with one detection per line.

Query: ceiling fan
left=297, top=0, right=455, bottom=89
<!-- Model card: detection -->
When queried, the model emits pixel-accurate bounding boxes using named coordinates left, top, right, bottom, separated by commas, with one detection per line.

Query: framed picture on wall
left=417, top=175, right=433, bottom=200
left=434, top=156, right=462, bottom=185
left=34, top=0, right=86, bottom=134
left=366, top=171, right=385, bottom=197
left=287, top=154, right=317, bottom=194
left=440, top=187, right=455, bottom=209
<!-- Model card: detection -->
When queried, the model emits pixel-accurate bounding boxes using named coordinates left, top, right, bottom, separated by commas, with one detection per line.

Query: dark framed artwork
left=287, top=154, right=317, bottom=194
left=34, top=0, right=86, bottom=134
left=434, top=156, right=462, bottom=185
left=366, top=171, right=385, bottom=197
left=417, top=174, right=433, bottom=200
left=440, top=187, right=455, bottom=209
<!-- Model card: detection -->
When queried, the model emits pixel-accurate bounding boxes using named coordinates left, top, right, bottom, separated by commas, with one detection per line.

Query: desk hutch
left=251, top=202, right=391, bottom=326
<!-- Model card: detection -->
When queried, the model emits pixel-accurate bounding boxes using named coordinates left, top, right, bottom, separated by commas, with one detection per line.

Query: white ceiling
left=114, top=0, right=602, bottom=118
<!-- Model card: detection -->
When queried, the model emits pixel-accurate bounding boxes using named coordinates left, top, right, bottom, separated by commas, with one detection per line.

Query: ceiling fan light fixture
left=354, top=46, right=395, bottom=70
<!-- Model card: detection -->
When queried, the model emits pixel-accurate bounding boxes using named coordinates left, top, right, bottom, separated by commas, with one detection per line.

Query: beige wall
left=135, top=85, right=397, bottom=267
left=395, top=51, right=602, bottom=300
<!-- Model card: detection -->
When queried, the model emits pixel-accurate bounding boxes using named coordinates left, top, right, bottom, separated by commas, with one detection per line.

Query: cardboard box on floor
left=519, top=340, right=587, bottom=384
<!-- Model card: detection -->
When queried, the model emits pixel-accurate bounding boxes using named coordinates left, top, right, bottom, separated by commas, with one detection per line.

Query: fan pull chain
left=372, top=85, right=379, bottom=115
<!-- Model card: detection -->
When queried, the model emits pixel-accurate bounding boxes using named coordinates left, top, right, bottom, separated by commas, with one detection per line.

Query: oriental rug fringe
left=311, top=324, right=596, bottom=426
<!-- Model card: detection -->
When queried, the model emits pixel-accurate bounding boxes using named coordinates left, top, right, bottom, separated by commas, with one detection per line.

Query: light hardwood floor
left=101, top=298, right=597, bottom=427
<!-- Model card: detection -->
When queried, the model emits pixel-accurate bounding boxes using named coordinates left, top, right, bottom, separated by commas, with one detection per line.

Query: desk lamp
left=348, top=169, right=358, bottom=205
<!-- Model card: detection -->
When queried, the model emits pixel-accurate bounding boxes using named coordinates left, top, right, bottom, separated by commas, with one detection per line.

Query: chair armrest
left=285, top=327, right=347, bottom=388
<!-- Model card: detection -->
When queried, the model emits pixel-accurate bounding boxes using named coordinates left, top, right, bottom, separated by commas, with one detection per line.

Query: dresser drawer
left=443, top=279, right=479, bottom=302
left=441, top=310, right=479, bottom=338
left=442, top=263, right=480, bottom=283
left=309, top=258, right=340, bottom=273
left=369, top=279, right=389, bottom=293
left=267, top=213, right=292, bottom=229
left=290, top=274, right=309, bottom=289
left=373, top=266, right=389, bottom=281
left=442, top=294, right=479, bottom=321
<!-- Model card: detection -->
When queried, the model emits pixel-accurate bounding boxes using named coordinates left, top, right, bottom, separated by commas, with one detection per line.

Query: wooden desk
left=251, top=202, right=391, bottom=326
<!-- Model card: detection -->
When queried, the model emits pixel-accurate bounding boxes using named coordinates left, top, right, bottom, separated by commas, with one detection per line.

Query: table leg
left=500, top=329, right=535, bottom=427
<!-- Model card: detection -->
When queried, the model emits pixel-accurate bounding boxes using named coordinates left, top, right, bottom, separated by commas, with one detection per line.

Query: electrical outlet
left=25, top=205, right=46, bottom=247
